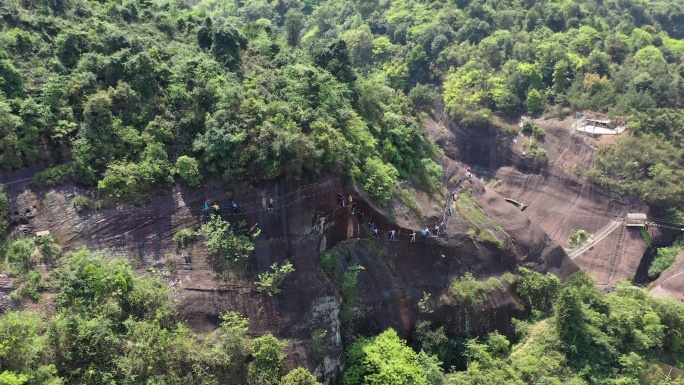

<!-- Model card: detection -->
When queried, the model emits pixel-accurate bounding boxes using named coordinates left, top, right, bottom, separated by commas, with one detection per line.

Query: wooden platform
left=575, top=125, right=626, bottom=136
left=626, top=213, right=647, bottom=227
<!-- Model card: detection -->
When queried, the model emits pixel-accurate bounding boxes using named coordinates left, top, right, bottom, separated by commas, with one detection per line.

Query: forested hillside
left=4, top=0, right=684, bottom=383
left=0, top=0, right=443, bottom=206
left=3, top=0, right=684, bottom=207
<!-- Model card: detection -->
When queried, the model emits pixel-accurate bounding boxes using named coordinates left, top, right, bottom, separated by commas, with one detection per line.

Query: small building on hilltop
left=626, top=213, right=647, bottom=227
left=573, top=112, right=626, bottom=136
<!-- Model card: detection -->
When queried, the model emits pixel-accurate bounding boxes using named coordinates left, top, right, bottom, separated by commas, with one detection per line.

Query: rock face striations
left=7, top=170, right=577, bottom=381
left=428, top=112, right=659, bottom=289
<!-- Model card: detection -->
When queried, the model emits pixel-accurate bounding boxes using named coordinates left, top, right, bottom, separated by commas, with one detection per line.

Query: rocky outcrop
left=0, top=275, right=13, bottom=313
left=427, top=113, right=661, bottom=288
left=2, top=165, right=578, bottom=383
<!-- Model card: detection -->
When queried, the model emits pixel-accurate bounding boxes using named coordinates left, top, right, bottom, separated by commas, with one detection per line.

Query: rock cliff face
left=428, top=113, right=662, bottom=289
left=2, top=167, right=577, bottom=382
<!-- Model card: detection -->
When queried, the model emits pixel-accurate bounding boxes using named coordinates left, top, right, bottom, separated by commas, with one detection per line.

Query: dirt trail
left=511, top=319, right=548, bottom=358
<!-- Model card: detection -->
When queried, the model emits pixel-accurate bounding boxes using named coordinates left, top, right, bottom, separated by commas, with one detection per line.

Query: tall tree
left=285, top=9, right=305, bottom=47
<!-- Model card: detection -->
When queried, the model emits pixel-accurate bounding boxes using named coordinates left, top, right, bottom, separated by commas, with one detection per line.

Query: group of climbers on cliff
left=202, top=199, right=242, bottom=216
left=203, top=201, right=221, bottom=215
left=199, top=164, right=473, bottom=242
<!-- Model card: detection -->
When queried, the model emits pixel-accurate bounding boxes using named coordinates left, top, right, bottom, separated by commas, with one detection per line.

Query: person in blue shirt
left=203, top=201, right=209, bottom=216
left=232, top=200, right=239, bottom=213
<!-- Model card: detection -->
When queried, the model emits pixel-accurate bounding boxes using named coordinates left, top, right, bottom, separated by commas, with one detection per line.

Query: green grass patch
left=444, top=273, right=507, bottom=309
left=648, top=241, right=682, bottom=279
left=340, top=265, right=365, bottom=321
left=320, top=251, right=343, bottom=284
left=479, top=228, right=505, bottom=250
left=398, top=188, right=425, bottom=221
left=10, top=270, right=43, bottom=301
left=502, top=272, right=516, bottom=285
left=445, top=272, right=486, bottom=308
left=640, top=228, right=652, bottom=248
left=360, top=239, right=387, bottom=259
left=455, top=193, right=508, bottom=249
left=486, top=276, right=505, bottom=292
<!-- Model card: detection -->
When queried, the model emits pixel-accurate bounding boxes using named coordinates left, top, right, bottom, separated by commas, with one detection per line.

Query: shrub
left=255, top=261, right=295, bottom=296
left=97, top=158, right=174, bottom=206
left=648, top=242, right=682, bottom=279
left=72, top=195, right=95, bottom=212
left=408, top=84, right=438, bottom=113
left=4, top=238, right=36, bottom=274
left=32, top=164, right=76, bottom=188
left=0, top=187, right=9, bottom=235
left=175, top=155, right=201, bottom=188
left=532, top=148, right=547, bottom=164
left=569, top=229, right=592, bottom=248
left=522, top=120, right=535, bottom=134
left=516, top=267, right=561, bottom=313
left=526, top=89, right=543, bottom=114
left=343, top=329, right=427, bottom=385
left=0, top=311, right=46, bottom=371
left=281, top=367, right=322, bottom=385
left=361, top=157, right=398, bottom=202
left=199, top=215, right=259, bottom=271
left=522, top=139, right=548, bottom=164
left=418, top=292, right=433, bottom=314
left=24, top=271, right=42, bottom=301
left=320, top=251, right=343, bottom=283
left=340, top=265, right=365, bottom=320
left=308, top=329, right=328, bottom=360
left=420, top=158, right=444, bottom=194
left=248, top=334, right=286, bottom=385
left=35, top=235, right=62, bottom=266
left=10, top=270, right=43, bottom=301
left=173, top=228, right=197, bottom=248
left=446, top=272, right=487, bottom=309
left=164, top=253, right=181, bottom=273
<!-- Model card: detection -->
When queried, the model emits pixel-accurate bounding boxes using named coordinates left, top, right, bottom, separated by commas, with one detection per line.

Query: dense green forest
left=3, top=0, right=684, bottom=207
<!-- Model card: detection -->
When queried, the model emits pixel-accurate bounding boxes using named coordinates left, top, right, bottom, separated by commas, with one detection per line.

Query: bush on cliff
left=199, top=216, right=259, bottom=271
left=281, top=368, right=322, bottom=385
left=343, top=328, right=430, bottom=385
left=0, top=188, right=9, bottom=235
left=648, top=241, right=683, bottom=279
